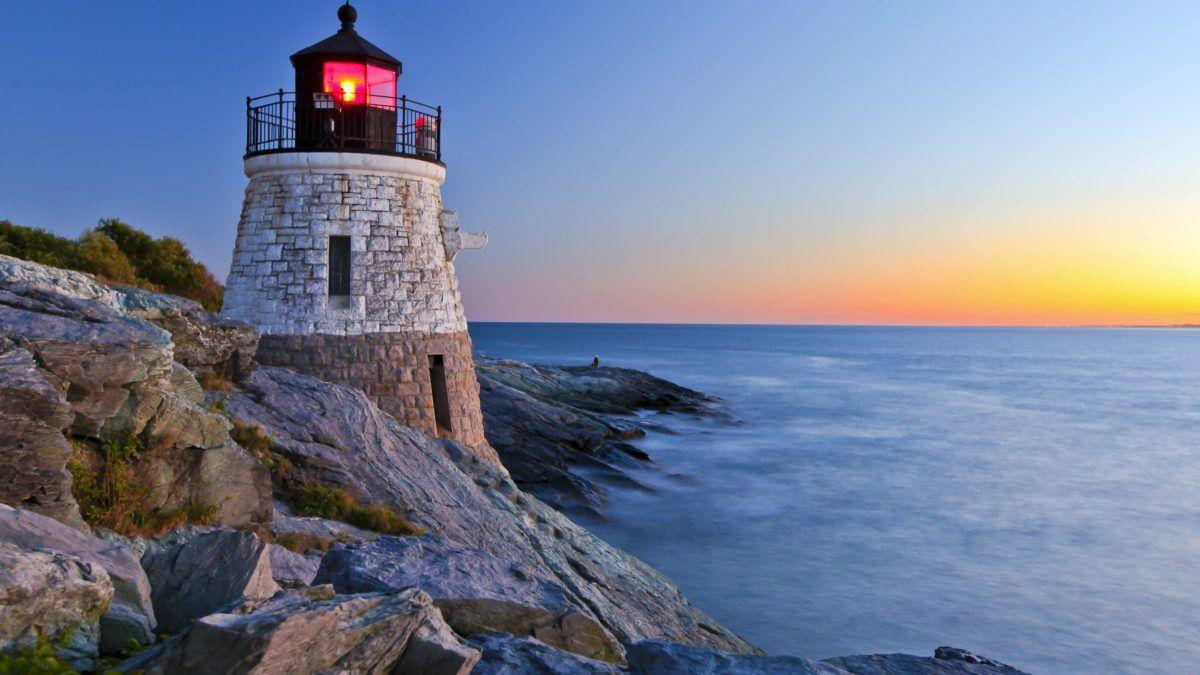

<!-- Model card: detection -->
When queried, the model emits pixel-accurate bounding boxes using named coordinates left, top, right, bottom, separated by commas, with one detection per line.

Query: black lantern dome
left=290, top=2, right=402, bottom=74
left=244, top=3, right=441, bottom=161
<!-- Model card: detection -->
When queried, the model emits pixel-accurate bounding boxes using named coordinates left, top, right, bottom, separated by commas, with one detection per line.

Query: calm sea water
left=469, top=324, right=1200, bottom=674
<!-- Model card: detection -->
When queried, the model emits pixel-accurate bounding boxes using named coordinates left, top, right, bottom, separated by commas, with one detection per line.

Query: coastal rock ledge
left=0, top=256, right=1030, bottom=673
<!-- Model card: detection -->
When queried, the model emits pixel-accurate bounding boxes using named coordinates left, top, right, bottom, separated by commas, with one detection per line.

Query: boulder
left=0, top=341, right=84, bottom=528
left=0, top=504, right=155, bottom=652
left=0, top=278, right=272, bottom=529
left=626, top=640, right=847, bottom=674
left=315, top=535, right=573, bottom=613
left=314, top=537, right=622, bottom=662
left=225, top=366, right=756, bottom=653
left=437, top=598, right=623, bottom=664
left=117, top=587, right=478, bottom=675
left=267, top=543, right=321, bottom=589
left=392, top=604, right=482, bottom=675
left=824, top=647, right=1028, bottom=674
left=141, top=529, right=279, bottom=634
left=0, top=542, right=113, bottom=670
left=116, top=285, right=258, bottom=384
left=468, top=633, right=620, bottom=674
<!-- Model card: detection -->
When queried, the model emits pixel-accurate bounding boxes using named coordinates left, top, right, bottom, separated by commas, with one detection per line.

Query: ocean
left=469, top=323, right=1200, bottom=674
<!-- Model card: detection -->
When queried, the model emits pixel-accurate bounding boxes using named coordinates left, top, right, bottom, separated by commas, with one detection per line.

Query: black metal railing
left=245, top=90, right=442, bottom=161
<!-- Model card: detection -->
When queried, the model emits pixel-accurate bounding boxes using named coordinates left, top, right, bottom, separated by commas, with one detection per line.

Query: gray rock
left=393, top=604, right=482, bottom=675
left=0, top=342, right=84, bottom=528
left=117, top=587, right=477, bottom=675
left=314, top=537, right=623, bottom=662
left=477, top=357, right=721, bottom=416
left=315, top=535, right=573, bottom=613
left=116, top=285, right=258, bottom=384
left=0, top=542, right=113, bottom=670
left=469, top=633, right=621, bottom=674
left=437, top=598, right=624, bottom=664
left=0, top=504, right=155, bottom=652
left=169, top=361, right=206, bottom=404
left=227, top=366, right=756, bottom=653
left=267, top=543, right=321, bottom=589
left=0, top=279, right=272, bottom=529
left=141, top=529, right=279, bottom=634
left=270, top=507, right=374, bottom=543
left=824, top=647, right=1028, bottom=675
left=0, top=254, right=124, bottom=308
left=476, top=357, right=724, bottom=519
left=626, top=640, right=847, bottom=674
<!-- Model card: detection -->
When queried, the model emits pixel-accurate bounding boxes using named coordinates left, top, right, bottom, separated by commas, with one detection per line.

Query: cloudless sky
left=3, top=1, right=1200, bottom=325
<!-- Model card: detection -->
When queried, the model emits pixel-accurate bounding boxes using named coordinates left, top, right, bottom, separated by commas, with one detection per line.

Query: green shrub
left=0, top=219, right=224, bottom=311
left=0, top=628, right=81, bottom=674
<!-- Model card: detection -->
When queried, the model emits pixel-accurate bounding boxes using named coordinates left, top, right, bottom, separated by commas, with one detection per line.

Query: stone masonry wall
left=256, top=330, right=498, bottom=465
left=222, top=167, right=467, bottom=336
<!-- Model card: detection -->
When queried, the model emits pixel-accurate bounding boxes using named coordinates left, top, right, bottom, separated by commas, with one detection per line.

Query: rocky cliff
left=0, top=255, right=1028, bottom=674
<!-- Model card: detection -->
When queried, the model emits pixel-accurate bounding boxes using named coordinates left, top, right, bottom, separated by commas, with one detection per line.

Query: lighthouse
left=222, top=3, right=495, bottom=463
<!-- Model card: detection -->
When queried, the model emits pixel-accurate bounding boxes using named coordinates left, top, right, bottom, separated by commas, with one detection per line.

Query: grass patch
left=226, top=419, right=424, bottom=538
left=271, top=532, right=335, bottom=554
left=198, top=371, right=236, bottom=392
left=67, top=433, right=219, bottom=537
left=285, top=483, right=424, bottom=537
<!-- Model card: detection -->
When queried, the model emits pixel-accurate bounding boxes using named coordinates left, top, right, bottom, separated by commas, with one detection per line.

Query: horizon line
left=466, top=321, right=1200, bottom=330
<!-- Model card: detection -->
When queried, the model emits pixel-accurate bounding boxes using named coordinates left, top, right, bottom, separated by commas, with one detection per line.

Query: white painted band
left=244, top=152, right=446, bottom=184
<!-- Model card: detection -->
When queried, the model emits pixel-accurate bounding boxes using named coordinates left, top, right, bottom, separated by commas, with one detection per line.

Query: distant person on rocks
left=592, top=356, right=600, bottom=367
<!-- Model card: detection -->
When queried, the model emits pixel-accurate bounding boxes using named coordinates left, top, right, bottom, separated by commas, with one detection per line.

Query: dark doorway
left=428, top=354, right=452, bottom=436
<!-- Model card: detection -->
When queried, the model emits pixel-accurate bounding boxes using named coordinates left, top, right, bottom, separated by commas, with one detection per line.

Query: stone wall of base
left=255, top=330, right=498, bottom=465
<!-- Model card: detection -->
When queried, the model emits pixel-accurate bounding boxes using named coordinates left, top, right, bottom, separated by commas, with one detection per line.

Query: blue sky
left=3, top=1, right=1200, bottom=323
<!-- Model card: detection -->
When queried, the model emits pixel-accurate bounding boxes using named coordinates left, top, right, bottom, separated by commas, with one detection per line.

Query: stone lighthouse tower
left=223, top=3, right=495, bottom=462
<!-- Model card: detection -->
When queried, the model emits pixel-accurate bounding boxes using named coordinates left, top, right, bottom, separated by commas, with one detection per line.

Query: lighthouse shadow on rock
left=222, top=3, right=495, bottom=462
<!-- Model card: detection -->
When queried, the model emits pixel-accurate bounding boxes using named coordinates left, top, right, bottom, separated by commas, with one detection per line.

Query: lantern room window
left=322, top=62, right=396, bottom=109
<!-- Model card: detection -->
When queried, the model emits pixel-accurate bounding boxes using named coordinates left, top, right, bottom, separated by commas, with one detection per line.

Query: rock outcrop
left=476, top=358, right=722, bottom=519
left=0, top=504, right=155, bottom=652
left=0, top=263, right=272, bottom=529
left=0, top=541, right=113, bottom=670
left=118, top=586, right=479, bottom=675
left=141, top=529, right=279, bottom=634
left=116, top=285, right=257, bottom=384
left=824, top=646, right=1027, bottom=674
left=0, top=341, right=83, bottom=528
left=627, top=639, right=845, bottom=674
left=315, top=536, right=623, bottom=662
left=468, top=633, right=620, bottom=674
left=226, top=366, right=756, bottom=654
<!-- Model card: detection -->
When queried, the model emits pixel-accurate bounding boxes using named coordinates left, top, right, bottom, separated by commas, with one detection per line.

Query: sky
left=2, top=0, right=1200, bottom=325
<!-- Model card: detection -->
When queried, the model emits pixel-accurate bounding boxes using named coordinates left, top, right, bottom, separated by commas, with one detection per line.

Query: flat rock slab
left=469, top=633, right=621, bottom=674
left=627, top=640, right=846, bottom=674
left=824, top=647, right=1029, bottom=675
left=141, top=529, right=279, bottom=634
left=118, top=587, right=478, bottom=675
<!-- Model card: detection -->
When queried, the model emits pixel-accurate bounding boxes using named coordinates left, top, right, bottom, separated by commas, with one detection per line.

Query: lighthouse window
left=328, top=236, right=351, bottom=298
left=428, top=354, right=452, bottom=435
left=322, top=62, right=396, bottom=109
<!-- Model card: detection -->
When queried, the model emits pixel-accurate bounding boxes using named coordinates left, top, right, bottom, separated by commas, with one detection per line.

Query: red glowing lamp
left=321, top=62, right=396, bottom=108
